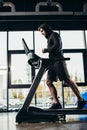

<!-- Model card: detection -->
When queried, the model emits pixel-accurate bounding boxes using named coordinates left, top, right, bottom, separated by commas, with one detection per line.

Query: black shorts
left=47, top=61, right=70, bottom=82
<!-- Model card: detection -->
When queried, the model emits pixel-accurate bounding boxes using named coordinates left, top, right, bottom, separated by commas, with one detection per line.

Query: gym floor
left=0, top=112, right=87, bottom=130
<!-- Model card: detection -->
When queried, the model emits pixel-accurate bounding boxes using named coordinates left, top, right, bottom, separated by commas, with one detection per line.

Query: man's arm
left=42, top=33, right=62, bottom=53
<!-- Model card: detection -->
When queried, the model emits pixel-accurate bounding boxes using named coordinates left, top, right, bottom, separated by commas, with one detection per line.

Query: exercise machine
left=16, top=38, right=87, bottom=123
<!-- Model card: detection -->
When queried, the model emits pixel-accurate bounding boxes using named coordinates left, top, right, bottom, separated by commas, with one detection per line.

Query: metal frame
left=35, top=2, right=63, bottom=12
left=0, top=12, right=87, bottom=31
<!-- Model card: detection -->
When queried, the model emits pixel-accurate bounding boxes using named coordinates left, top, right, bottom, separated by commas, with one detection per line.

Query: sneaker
left=77, top=99, right=87, bottom=109
left=49, top=103, right=62, bottom=109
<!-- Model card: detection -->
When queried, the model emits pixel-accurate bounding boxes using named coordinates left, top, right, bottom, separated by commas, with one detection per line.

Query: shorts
left=47, top=61, right=70, bottom=82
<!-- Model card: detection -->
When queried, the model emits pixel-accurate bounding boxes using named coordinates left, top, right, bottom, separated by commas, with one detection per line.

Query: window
left=60, top=31, right=85, bottom=49
left=0, top=32, right=7, bottom=68
left=9, top=88, right=35, bottom=110
left=8, top=31, right=33, bottom=50
left=64, top=86, right=87, bottom=107
left=10, top=54, right=31, bottom=85
left=0, top=32, right=7, bottom=109
left=64, top=52, right=84, bottom=83
left=34, top=31, right=48, bottom=58
left=0, top=30, right=86, bottom=110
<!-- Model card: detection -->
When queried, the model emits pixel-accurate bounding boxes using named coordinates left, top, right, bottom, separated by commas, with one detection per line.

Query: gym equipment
left=16, top=38, right=87, bottom=123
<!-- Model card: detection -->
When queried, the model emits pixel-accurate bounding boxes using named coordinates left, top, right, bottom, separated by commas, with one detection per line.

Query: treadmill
left=16, top=38, right=87, bottom=123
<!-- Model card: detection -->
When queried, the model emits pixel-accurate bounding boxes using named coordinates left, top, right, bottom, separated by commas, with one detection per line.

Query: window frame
left=63, top=48, right=87, bottom=87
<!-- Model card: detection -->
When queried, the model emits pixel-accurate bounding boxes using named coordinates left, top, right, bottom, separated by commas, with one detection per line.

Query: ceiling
left=0, top=0, right=87, bottom=31
left=0, top=0, right=86, bottom=12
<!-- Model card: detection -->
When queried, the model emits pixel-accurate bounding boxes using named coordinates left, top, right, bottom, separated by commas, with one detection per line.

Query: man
left=38, top=23, right=86, bottom=109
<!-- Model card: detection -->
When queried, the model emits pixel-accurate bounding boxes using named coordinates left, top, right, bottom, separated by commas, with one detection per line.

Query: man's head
left=38, top=23, right=52, bottom=37
left=39, top=28, right=46, bottom=36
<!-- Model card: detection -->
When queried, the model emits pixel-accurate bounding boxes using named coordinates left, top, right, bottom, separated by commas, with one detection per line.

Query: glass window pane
left=9, top=31, right=33, bottom=50
left=34, top=31, right=48, bottom=58
left=9, top=88, right=35, bottom=110
left=0, top=32, right=7, bottom=68
left=0, top=32, right=7, bottom=109
left=0, top=70, right=7, bottom=109
left=60, top=31, right=85, bottom=49
left=64, top=53, right=84, bottom=82
left=34, top=31, right=59, bottom=58
left=11, top=54, right=31, bottom=85
left=64, top=86, right=87, bottom=107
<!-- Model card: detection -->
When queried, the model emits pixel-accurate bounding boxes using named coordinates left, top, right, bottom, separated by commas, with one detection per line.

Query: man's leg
left=65, top=78, right=83, bottom=101
left=65, top=78, right=87, bottom=109
left=46, top=79, right=62, bottom=109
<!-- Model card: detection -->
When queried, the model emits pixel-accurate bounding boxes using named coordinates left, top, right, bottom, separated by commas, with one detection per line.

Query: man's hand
left=42, top=49, right=45, bottom=53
